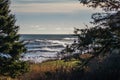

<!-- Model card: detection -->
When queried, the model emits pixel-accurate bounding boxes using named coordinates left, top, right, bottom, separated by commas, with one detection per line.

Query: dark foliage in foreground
left=64, top=0, right=120, bottom=80
left=77, top=0, right=120, bottom=66
left=0, top=0, right=29, bottom=78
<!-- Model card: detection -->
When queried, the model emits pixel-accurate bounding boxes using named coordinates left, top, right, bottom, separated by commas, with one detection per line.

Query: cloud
left=12, top=0, right=101, bottom=34
left=13, top=0, right=77, bottom=4
left=11, top=2, right=94, bottom=13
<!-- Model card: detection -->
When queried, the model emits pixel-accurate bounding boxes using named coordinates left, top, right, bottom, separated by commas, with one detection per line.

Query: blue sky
left=11, top=0, right=98, bottom=34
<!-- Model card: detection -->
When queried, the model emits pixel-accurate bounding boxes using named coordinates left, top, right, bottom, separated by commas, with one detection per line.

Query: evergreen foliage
left=71, top=0, right=120, bottom=68
left=0, top=0, right=29, bottom=78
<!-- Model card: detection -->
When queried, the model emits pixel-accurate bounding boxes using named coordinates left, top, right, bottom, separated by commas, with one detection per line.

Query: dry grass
left=1, top=53, right=120, bottom=80
left=80, top=53, right=93, bottom=59
left=19, top=60, right=81, bottom=80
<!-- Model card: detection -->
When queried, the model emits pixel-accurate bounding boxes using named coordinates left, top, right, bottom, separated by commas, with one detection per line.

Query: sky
left=11, top=0, right=99, bottom=34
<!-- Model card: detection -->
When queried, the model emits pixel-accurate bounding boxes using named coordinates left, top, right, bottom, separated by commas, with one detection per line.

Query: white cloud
left=12, top=1, right=101, bottom=34
left=13, top=0, right=77, bottom=3
left=11, top=2, right=95, bottom=13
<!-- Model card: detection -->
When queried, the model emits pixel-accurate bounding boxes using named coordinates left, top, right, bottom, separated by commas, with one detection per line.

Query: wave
left=21, top=51, right=58, bottom=63
left=24, top=38, right=74, bottom=44
left=27, top=47, right=64, bottom=52
left=63, top=37, right=77, bottom=40
left=21, top=36, right=76, bottom=63
left=24, top=39, right=74, bottom=49
left=48, top=40, right=73, bottom=47
left=25, top=44, right=64, bottom=49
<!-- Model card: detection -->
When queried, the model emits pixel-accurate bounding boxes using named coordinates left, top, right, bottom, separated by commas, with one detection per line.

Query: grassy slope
left=1, top=53, right=120, bottom=80
left=19, top=59, right=81, bottom=80
left=0, top=54, right=92, bottom=80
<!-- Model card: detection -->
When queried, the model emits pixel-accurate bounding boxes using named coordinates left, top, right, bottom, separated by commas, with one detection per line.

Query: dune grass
left=1, top=53, right=120, bottom=80
left=19, top=59, right=82, bottom=80
left=0, top=54, right=90, bottom=80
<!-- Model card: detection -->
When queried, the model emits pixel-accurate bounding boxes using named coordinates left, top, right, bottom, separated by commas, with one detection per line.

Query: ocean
left=20, top=34, right=77, bottom=63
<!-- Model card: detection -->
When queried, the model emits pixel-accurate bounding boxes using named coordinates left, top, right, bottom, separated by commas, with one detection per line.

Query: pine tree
left=70, top=0, right=120, bottom=67
left=69, top=1, right=120, bottom=79
left=0, top=0, right=29, bottom=78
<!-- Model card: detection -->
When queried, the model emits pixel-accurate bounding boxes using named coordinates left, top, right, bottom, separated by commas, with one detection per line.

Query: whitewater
left=20, top=34, right=77, bottom=63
